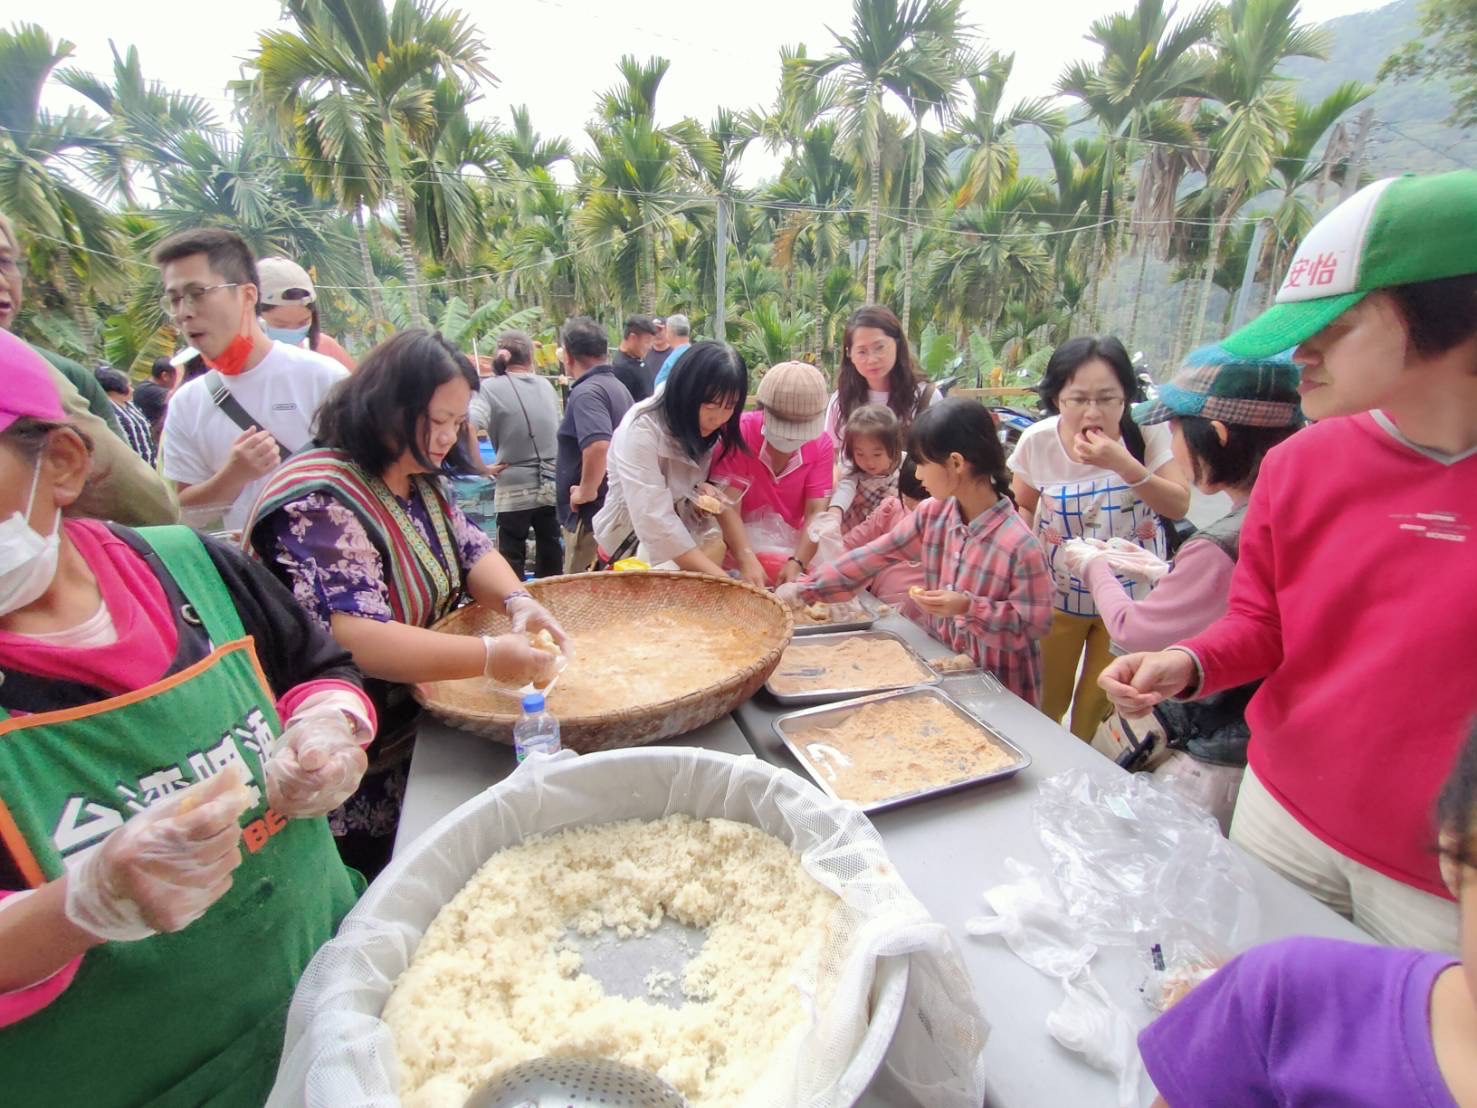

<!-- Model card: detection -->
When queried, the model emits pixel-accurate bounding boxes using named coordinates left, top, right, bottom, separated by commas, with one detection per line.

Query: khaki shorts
left=562, top=523, right=598, bottom=574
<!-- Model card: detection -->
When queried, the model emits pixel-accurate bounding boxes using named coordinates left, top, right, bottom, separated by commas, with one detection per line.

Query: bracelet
left=786, top=556, right=805, bottom=568
left=502, top=589, right=531, bottom=611
left=480, top=634, right=495, bottom=674
left=1127, top=471, right=1154, bottom=489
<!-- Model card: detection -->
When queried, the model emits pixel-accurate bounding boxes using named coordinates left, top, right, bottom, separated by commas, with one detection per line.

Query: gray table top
left=733, top=614, right=1369, bottom=1108
left=395, top=618, right=1367, bottom=1108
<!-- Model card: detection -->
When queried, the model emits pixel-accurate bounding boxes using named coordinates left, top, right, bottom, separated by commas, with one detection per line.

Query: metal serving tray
left=791, top=590, right=882, bottom=636
left=765, top=629, right=941, bottom=706
left=772, top=685, right=1032, bottom=813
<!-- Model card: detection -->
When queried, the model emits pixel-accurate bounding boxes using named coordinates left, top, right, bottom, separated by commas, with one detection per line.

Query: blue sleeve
left=569, top=387, right=615, bottom=451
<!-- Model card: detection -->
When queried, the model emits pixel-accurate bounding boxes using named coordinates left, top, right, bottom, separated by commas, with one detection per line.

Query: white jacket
left=594, top=397, right=716, bottom=566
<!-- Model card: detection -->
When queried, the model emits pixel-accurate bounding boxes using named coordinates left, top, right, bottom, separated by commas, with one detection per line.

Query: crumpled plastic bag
left=1033, top=769, right=1259, bottom=950
left=1047, top=972, right=1141, bottom=1108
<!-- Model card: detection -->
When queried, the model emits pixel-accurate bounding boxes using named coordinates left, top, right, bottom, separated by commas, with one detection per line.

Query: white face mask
left=0, top=461, right=62, bottom=617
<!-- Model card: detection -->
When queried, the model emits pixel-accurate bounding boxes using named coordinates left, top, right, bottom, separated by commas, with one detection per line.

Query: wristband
left=786, top=556, right=804, bottom=568
left=1127, top=471, right=1154, bottom=489
left=502, top=589, right=531, bottom=611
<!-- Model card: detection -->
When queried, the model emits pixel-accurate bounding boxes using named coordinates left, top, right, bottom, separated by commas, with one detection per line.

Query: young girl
left=842, top=454, right=928, bottom=616
left=1058, top=345, right=1303, bottom=831
left=1009, top=336, right=1191, bottom=740
left=779, top=398, right=1053, bottom=706
left=1139, top=715, right=1477, bottom=1108
left=1102, top=171, right=1477, bottom=951
left=830, top=403, right=905, bottom=531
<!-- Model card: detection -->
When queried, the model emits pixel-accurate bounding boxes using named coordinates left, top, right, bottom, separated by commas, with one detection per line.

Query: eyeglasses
left=851, top=340, right=895, bottom=360
left=159, top=282, right=240, bottom=317
left=1058, top=393, right=1126, bottom=411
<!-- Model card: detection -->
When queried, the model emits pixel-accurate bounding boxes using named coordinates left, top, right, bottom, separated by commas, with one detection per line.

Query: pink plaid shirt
left=800, top=496, right=1054, bottom=705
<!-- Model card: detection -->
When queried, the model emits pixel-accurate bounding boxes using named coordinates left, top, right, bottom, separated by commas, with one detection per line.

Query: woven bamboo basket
left=413, top=571, right=794, bottom=752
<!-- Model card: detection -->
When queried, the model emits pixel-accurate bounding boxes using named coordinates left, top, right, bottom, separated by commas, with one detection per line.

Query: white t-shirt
left=160, top=341, right=348, bottom=530
left=1008, top=415, right=1174, bottom=618
left=824, top=381, right=939, bottom=448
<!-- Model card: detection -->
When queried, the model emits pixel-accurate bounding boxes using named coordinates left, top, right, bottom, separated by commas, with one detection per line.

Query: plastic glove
left=265, top=705, right=369, bottom=819
left=1058, top=537, right=1109, bottom=577
left=505, top=593, right=573, bottom=659
left=807, top=511, right=846, bottom=566
left=483, top=632, right=560, bottom=688
left=1047, top=971, right=1143, bottom=1108
left=1102, top=540, right=1171, bottom=584
left=773, top=582, right=806, bottom=610
left=64, top=767, right=252, bottom=942
left=965, top=860, right=1098, bottom=979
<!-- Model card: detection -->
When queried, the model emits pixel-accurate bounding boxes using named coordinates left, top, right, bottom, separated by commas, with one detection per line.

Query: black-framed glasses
left=160, top=282, right=240, bottom=317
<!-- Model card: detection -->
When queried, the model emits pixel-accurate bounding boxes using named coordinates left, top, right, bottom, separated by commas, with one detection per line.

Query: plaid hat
left=756, top=360, right=828, bottom=448
left=256, top=256, right=316, bottom=306
left=0, top=330, right=66, bottom=433
left=1223, top=170, right=1477, bottom=358
left=1133, top=344, right=1303, bottom=428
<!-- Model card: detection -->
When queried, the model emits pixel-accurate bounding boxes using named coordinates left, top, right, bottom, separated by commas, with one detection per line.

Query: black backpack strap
left=206, top=371, right=291, bottom=463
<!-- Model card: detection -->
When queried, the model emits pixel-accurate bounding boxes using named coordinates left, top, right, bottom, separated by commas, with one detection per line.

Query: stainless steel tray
left=791, top=591, right=881, bottom=636
left=772, top=685, right=1032, bottom=813
left=765, top=629, right=940, bottom=705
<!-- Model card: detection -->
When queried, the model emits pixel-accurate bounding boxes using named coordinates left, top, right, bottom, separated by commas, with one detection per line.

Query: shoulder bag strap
left=206, top=371, right=291, bottom=463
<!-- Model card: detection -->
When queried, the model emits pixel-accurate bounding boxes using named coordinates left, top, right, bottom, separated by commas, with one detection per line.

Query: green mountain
left=1282, top=0, right=1469, bottom=176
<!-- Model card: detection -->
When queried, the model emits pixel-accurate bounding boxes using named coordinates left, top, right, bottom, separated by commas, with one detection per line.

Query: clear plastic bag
left=1032, top=769, right=1259, bottom=950
left=1137, top=921, right=1230, bottom=1013
left=269, top=748, right=988, bottom=1108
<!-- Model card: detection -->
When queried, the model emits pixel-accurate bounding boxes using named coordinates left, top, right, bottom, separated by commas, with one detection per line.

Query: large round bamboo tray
left=413, top=571, right=794, bottom=752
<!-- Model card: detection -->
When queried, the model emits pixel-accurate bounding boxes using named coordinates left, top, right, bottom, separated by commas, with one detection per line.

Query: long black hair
left=909, top=397, right=1013, bottom=502
left=837, top=305, right=926, bottom=429
left=659, top=341, right=750, bottom=461
left=315, top=328, right=479, bottom=475
left=1037, top=336, right=1148, bottom=465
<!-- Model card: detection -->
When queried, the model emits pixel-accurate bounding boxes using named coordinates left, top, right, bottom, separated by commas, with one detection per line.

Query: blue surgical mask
left=264, top=323, right=311, bottom=345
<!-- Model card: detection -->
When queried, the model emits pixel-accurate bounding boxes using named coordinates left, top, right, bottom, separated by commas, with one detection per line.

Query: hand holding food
left=265, top=704, right=369, bottom=819
left=773, top=582, right=805, bottom=610
left=64, top=767, right=252, bottom=941
left=505, top=593, right=573, bottom=658
left=1097, top=649, right=1197, bottom=714
left=482, top=633, right=560, bottom=688
left=1073, top=427, right=1135, bottom=473
left=911, top=588, right=971, bottom=618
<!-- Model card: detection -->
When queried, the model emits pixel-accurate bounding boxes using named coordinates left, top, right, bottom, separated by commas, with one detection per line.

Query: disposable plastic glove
left=807, top=511, right=846, bottom=566
left=64, top=767, right=252, bottom=942
left=1058, top=537, right=1109, bottom=578
left=773, top=582, right=806, bottom=610
left=1102, top=540, right=1171, bottom=584
left=505, top=593, right=573, bottom=658
left=265, top=704, right=369, bottom=819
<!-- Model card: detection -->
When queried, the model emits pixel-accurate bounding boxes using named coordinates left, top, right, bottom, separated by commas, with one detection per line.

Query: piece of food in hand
left=528, top=628, right=563, bottom=657
left=909, top=586, right=925, bottom=598
left=694, top=493, right=723, bottom=514
left=178, top=763, right=252, bottom=816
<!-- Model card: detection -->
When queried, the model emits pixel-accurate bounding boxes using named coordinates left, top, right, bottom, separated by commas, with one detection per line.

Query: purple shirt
left=1140, top=937, right=1459, bottom=1108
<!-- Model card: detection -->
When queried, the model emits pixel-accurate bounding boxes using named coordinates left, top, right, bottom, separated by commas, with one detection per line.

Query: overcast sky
left=36, top=0, right=1390, bottom=185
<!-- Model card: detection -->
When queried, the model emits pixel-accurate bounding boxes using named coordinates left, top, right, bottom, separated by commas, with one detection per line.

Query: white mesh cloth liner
left=269, top=748, right=988, bottom=1108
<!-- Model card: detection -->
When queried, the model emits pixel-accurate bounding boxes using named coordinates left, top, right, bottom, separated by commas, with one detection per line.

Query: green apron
left=0, top=526, right=359, bottom=1107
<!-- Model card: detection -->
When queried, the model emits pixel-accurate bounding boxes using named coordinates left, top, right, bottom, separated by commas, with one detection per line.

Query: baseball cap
left=1134, top=344, right=1303, bottom=428
left=0, top=330, right=66, bottom=432
left=1223, top=170, right=1477, bottom=358
left=756, top=360, right=828, bottom=448
left=256, top=256, right=316, bottom=306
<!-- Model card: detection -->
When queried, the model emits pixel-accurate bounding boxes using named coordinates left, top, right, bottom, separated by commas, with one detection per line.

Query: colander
left=464, top=1056, right=685, bottom=1108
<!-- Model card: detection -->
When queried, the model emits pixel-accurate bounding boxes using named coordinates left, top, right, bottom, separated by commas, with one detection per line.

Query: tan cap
left=256, top=256, right=315, bottom=305
left=756, top=360, right=828, bottom=446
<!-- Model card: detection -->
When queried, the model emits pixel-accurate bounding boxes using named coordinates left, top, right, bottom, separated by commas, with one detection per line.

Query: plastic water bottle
left=513, top=692, right=561, bottom=761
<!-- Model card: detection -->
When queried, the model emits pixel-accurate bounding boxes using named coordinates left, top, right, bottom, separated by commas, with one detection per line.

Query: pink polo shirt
left=711, top=410, right=834, bottom=531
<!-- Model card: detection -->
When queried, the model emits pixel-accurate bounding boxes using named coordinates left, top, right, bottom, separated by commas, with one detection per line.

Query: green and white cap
left=1222, top=170, right=1477, bottom=358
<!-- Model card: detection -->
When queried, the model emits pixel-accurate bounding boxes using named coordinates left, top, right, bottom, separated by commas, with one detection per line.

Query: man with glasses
left=0, top=210, right=176, bottom=525
left=156, top=228, right=347, bottom=533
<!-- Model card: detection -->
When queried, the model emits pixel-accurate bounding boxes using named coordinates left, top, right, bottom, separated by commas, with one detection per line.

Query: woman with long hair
left=823, top=305, right=939, bottom=446
left=1009, top=335, right=1190, bottom=740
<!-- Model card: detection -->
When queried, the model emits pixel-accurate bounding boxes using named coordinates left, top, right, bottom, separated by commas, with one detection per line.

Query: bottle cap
left=521, top=692, right=546, bottom=712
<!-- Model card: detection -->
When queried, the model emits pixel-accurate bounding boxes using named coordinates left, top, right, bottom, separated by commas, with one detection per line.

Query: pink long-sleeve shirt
left=1084, top=539, right=1236, bottom=654
left=1178, top=413, right=1477, bottom=899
